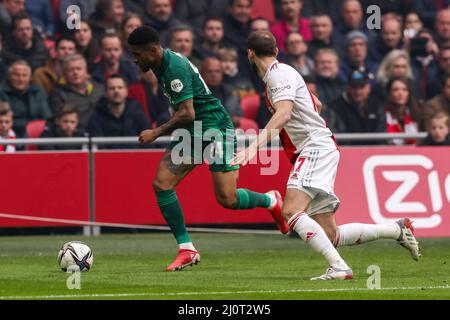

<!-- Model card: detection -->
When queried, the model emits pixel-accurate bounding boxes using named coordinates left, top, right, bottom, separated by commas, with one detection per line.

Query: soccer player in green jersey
left=127, top=26, right=288, bottom=271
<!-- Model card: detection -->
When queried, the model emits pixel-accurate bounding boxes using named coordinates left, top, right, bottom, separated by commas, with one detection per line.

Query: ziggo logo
left=363, top=155, right=450, bottom=229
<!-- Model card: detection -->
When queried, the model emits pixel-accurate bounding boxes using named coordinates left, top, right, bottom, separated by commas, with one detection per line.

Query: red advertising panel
left=94, top=150, right=292, bottom=225
left=335, top=147, right=450, bottom=238
left=0, top=152, right=90, bottom=227
left=0, top=147, right=448, bottom=238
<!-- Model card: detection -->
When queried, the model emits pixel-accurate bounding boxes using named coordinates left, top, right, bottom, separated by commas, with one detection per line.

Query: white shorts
left=287, top=148, right=340, bottom=216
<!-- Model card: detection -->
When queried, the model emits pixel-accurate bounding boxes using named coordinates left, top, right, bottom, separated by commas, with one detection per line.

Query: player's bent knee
left=324, top=227, right=337, bottom=243
left=281, top=208, right=298, bottom=221
left=216, top=194, right=238, bottom=209
left=152, top=179, right=173, bottom=193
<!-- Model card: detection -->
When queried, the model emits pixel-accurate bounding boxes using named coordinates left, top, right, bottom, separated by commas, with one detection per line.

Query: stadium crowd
left=0, top=0, right=449, bottom=151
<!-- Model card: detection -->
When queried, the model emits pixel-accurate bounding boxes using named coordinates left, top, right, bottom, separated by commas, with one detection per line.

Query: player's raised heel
left=310, top=267, right=354, bottom=280
left=266, top=190, right=289, bottom=234
left=165, top=249, right=201, bottom=271
left=396, top=218, right=421, bottom=261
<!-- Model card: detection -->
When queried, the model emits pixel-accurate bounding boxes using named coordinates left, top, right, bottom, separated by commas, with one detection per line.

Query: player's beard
left=250, top=60, right=259, bottom=76
left=139, top=61, right=152, bottom=73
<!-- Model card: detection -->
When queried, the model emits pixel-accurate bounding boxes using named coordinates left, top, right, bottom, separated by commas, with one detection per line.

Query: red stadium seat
left=25, top=120, right=47, bottom=151
left=240, top=94, right=260, bottom=120
left=251, top=0, right=275, bottom=23
left=238, top=117, right=259, bottom=131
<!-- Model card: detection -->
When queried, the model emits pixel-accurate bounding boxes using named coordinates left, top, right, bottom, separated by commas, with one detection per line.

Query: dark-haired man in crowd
left=2, top=11, right=50, bottom=71
left=87, top=75, right=149, bottom=145
left=90, top=33, right=140, bottom=85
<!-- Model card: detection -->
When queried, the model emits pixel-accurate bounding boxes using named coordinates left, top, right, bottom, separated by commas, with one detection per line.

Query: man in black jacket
left=143, top=0, right=180, bottom=47
left=87, top=74, right=149, bottom=148
left=327, top=69, right=385, bottom=143
left=2, top=11, right=49, bottom=71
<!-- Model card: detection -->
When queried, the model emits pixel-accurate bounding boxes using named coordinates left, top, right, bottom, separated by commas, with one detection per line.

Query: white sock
left=334, top=223, right=401, bottom=247
left=288, top=212, right=349, bottom=270
left=179, top=242, right=196, bottom=251
left=267, top=193, right=277, bottom=209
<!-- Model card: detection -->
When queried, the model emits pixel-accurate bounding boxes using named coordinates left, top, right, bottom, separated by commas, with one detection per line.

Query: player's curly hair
left=127, top=26, right=160, bottom=46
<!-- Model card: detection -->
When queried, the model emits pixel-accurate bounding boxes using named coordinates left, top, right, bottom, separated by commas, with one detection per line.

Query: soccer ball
left=57, top=241, right=93, bottom=272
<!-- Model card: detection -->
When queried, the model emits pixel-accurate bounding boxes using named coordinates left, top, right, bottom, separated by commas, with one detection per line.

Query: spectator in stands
left=250, top=17, right=270, bottom=33
left=419, top=111, right=450, bottom=146
left=425, top=46, right=450, bottom=99
left=128, top=69, right=171, bottom=128
left=219, top=48, right=255, bottom=98
left=2, top=12, right=50, bottom=71
left=25, top=0, right=54, bottom=38
left=168, top=24, right=202, bottom=68
left=87, top=75, right=149, bottom=143
left=74, top=20, right=102, bottom=67
left=435, top=9, right=450, bottom=48
left=336, top=0, right=375, bottom=48
left=0, top=101, right=16, bottom=152
left=308, top=14, right=340, bottom=59
left=0, top=60, right=52, bottom=138
left=90, top=33, right=139, bottom=85
left=404, top=12, right=424, bottom=37
left=374, top=49, right=415, bottom=100
left=328, top=69, right=385, bottom=137
left=89, top=0, right=126, bottom=41
left=0, top=33, right=7, bottom=80
left=196, top=17, right=224, bottom=60
left=143, top=0, right=180, bottom=47
left=32, top=36, right=77, bottom=94
left=222, top=0, right=252, bottom=62
left=120, top=13, right=143, bottom=62
left=49, top=54, right=104, bottom=129
left=423, top=74, right=450, bottom=121
left=369, top=15, right=404, bottom=63
left=411, top=0, right=450, bottom=30
left=314, top=49, right=345, bottom=107
left=340, top=31, right=378, bottom=81
left=384, top=77, right=421, bottom=145
left=0, top=0, right=25, bottom=37
left=271, top=0, right=311, bottom=52
left=39, top=104, right=86, bottom=150
left=283, top=32, right=314, bottom=77
left=201, top=57, right=242, bottom=128
left=409, top=29, right=440, bottom=101
left=174, top=0, right=229, bottom=39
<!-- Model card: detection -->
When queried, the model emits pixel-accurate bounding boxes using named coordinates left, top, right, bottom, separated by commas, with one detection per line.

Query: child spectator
left=39, top=104, right=86, bottom=150
left=0, top=101, right=15, bottom=152
left=420, top=111, right=450, bottom=146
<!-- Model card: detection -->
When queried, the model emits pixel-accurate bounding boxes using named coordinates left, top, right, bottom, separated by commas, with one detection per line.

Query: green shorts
left=167, top=113, right=240, bottom=172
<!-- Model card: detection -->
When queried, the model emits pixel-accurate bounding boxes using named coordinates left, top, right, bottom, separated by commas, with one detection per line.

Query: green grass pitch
left=0, top=232, right=449, bottom=300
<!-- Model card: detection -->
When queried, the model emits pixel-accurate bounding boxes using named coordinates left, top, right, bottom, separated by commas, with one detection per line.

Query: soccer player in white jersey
left=231, top=31, right=421, bottom=280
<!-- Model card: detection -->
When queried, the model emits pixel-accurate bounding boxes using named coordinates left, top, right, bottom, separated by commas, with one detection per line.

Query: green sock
left=155, top=189, right=191, bottom=244
left=236, top=189, right=271, bottom=209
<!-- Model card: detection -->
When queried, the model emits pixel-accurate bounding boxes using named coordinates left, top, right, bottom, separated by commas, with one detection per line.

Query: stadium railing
left=0, top=132, right=429, bottom=148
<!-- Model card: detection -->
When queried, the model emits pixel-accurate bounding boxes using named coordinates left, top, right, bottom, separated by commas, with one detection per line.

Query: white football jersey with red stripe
left=263, top=60, right=337, bottom=163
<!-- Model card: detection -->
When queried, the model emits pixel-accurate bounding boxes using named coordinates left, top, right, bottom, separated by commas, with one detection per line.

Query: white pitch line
left=1, top=285, right=450, bottom=300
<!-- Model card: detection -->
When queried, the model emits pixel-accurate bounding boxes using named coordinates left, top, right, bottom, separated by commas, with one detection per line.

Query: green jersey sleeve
left=165, top=58, right=194, bottom=106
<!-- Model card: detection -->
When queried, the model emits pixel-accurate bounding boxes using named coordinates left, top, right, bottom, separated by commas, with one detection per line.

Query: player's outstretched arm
left=230, top=100, right=293, bottom=166
left=139, top=99, right=195, bottom=144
